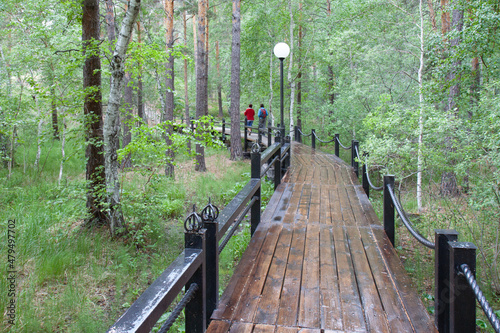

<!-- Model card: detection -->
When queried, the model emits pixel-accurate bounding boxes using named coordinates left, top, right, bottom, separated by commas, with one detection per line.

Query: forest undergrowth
left=0, top=141, right=267, bottom=332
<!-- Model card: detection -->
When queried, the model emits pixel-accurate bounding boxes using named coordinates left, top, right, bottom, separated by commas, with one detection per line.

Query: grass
left=0, top=136, right=256, bottom=332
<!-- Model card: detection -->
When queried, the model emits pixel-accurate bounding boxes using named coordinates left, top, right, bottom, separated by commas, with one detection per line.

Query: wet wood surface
left=207, top=143, right=437, bottom=332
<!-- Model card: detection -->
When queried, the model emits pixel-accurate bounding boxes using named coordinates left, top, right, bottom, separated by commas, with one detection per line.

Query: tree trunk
left=195, top=0, right=208, bottom=171
left=229, top=0, right=243, bottom=160
left=83, top=0, right=107, bottom=225
left=137, top=21, right=146, bottom=123
left=216, top=40, right=223, bottom=118
left=268, top=52, right=274, bottom=128
left=417, top=0, right=425, bottom=212
left=183, top=9, right=191, bottom=151
left=288, top=0, right=295, bottom=135
left=165, top=0, right=175, bottom=178
left=58, top=114, right=66, bottom=186
left=104, top=0, right=141, bottom=234
left=440, top=3, right=463, bottom=197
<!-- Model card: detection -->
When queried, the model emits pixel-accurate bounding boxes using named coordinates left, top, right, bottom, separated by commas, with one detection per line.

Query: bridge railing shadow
left=295, top=126, right=500, bottom=333
left=107, top=135, right=291, bottom=333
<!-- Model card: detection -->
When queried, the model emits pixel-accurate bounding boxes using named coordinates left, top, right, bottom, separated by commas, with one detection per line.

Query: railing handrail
left=107, top=248, right=204, bottom=333
left=108, top=138, right=291, bottom=333
left=386, top=183, right=435, bottom=249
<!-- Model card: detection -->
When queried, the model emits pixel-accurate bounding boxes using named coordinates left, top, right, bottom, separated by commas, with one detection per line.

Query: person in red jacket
left=244, top=104, right=255, bottom=136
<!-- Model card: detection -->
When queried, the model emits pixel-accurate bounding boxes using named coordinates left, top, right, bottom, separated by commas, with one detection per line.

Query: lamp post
left=273, top=42, right=290, bottom=142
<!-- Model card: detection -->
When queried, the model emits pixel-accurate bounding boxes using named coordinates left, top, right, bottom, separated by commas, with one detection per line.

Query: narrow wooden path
left=207, top=143, right=437, bottom=332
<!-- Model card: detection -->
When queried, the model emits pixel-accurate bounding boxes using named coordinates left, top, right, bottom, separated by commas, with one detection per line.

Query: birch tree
left=104, top=0, right=141, bottom=234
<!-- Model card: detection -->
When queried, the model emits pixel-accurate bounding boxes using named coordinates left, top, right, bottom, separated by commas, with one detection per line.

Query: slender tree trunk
left=417, top=0, right=425, bottom=212
left=229, top=0, right=242, bottom=160
left=288, top=0, right=295, bottom=135
left=34, top=94, right=43, bottom=169
left=428, top=0, right=438, bottom=32
left=104, top=0, right=141, bottom=234
left=297, top=1, right=303, bottom=130
left=195, top=0, right=208, bottom=171
left=440, top=3, right=463, bottom=197
left=269, top=52, right=274, bottom=128
left=58, top=114, right=66, bottom=186
left=83, top=0, right=107, bottom=225
left=137, top=21, right=146, bottom=123
left=216, top=40, right=223, bottom=118
left=165, top=0, right=175, bottom=178
left=183, top=9, right=191, bottom=151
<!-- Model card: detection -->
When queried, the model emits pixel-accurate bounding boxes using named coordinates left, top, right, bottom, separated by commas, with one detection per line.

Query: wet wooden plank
left=206, top=319, right=231, bottom=332
left=254, top=226, right=293, bottom=325
left=345, top=227, right=390, bottom=332
left=371, top=228, right=438, bottom=332
left=359, top=228, right=414, bottom=332
left=331, top=227, right=366, bottom=331
left=298, top=223, right=320, bottom=328
left=262, top=183, right=292, bottom=225
left=215, top=223, right=282, bottom=321
left=229, top=322, right=253, bottom=333
left=337, top=186, right=355, bottom=223
left=253, top=324, right=276, bottom=333
left=232, top=223, right=283, bottom=322
left=319, top=225, right=343, bottom=330
left=276, top=326, right=298, bottom=333
left=346, top=185, right=370, bottom=227
left=277, top=225, right=307, bottom=327
left=329, top=186, right=343, bottom=222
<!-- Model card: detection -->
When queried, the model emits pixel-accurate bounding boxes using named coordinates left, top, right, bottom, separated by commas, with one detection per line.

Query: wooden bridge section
left=207, top=143, right=437, bottom=333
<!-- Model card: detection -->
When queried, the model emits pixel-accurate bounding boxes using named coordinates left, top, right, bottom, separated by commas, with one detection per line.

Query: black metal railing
left=295, top=126, right=500, bottom=333
left=107, top=135, right=291, bottom=333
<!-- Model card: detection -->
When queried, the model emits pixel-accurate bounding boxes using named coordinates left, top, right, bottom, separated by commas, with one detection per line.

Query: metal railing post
left=362, top=153, right=369, bottom=198
left=251, top=150, right=261, bottom=236
left=383, top=175, right=395, bottom=246
left=449, top=241, right=477, bottom=333
left=244, top=118, right=248, bottom=152
left=335, top=134, right=340, bottom=157
left=312, top=129, right=316, bottom=149
left=184, top=229, right=207, bottom=332
left=285, top=136, right=291, bottom=171
left=351, top=140, right=359, bottom=177
left=221, top=118, right=226, bottom=141
left=294, top=125, right=298, bottom=142
left=267, top=127, right=272, bottom=147
left=274, top=136, right=282, bottom=190
left=434, top=229, right=459, bottom=333
left=190, top=117, right=194, bottom=133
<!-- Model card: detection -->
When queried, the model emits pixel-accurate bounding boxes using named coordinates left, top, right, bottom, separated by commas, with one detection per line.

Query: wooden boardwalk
left=207, top=143, right=437, bottom=333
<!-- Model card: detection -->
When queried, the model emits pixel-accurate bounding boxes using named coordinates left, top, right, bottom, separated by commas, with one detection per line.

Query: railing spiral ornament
left=297, top=128, right=312, bottom=137
left=157, top=283, right=200, bottom=333
left=201, top=198, right=219, bottom=223
left=184, top=204, right=202, bottom=232
left=251, top=143, right=261, bottom=153
left=387, top=184, right=435, bottom=249
left=335, top=136, right=352, bottom=150
left=460, top=264, right=500, bottom=333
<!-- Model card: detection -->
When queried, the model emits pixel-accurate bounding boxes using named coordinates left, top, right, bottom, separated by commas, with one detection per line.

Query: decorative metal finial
left=201, top=198, right=219, bottom=223
left=184, top=204, right=202, bottom=232
left=273, top=129, right=281, bottom=137
left=251, top=143, right=261, bottom=153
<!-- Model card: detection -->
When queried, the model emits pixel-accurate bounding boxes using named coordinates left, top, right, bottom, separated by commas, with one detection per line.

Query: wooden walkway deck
left=207, top=143, right=437, bottom=333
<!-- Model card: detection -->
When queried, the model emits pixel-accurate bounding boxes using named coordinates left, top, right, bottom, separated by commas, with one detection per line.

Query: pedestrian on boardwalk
left=244, top=104, right=255, bottom=136
left=258, top=104, right=268, bottom=131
